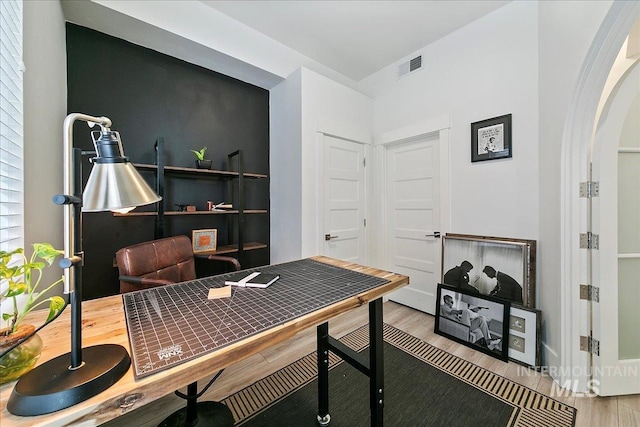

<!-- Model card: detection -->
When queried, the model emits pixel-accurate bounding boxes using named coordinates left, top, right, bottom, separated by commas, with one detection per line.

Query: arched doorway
left=561, top=2, right=640, bottom=395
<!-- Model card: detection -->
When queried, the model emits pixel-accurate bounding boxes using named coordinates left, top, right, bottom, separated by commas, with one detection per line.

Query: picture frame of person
left=441, top=233, right=536, bottom=308
left=435, top=283, right=510, bottom=361
left=471, top=113, right=512, bottom=162
left=192, top=229, right=217, bottom=253
left=508, top=305, right=542, bottom=368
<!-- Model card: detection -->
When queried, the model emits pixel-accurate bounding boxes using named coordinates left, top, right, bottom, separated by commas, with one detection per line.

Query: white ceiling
left=202, top=1, right=511, bottom=81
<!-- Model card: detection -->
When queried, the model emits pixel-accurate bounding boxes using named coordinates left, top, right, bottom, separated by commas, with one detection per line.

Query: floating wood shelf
left=196, top=242, right=268, bottom=256
left=134, top=163, right=267, bottom=179
left=114, top=209, right=267, bottom=217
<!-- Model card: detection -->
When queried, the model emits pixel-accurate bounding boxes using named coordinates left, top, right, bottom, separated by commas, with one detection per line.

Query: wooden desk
left=0, top=256, right=408, bottom=426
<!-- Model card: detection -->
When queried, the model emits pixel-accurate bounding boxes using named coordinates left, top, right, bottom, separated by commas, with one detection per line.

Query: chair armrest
left=119, top=275, right=174, bottom=287
left=194, top=254, right=241, bottom=271
left=209, top=255, right=241, bottom=271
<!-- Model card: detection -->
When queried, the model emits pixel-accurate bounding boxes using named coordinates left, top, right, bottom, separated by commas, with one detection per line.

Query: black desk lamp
left=7, top=113, right=161, bottom=416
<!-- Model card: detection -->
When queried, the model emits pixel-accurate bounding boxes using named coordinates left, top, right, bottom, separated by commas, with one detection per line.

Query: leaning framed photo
left=508, top=305, right=542, bottom=367
left=442, top=233, right=536, bottom=307
left=435, top=283, right=510, bottom=361
left=471, top=113, right=512, bottom=162
left=192, top=229, right=217, bottom=253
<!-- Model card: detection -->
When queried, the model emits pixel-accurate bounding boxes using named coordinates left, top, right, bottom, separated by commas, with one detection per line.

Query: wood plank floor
left=103, top=301, right=640, bottom=427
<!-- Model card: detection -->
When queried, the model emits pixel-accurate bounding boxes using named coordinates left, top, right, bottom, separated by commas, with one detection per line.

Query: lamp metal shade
left=83, top=162, right=161, bottom=212
left=83, top=129, right=161, bottom=212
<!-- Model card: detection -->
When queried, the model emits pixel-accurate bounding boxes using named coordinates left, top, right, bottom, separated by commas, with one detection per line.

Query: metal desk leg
left=369, top=298, right=384, bottom=427
left=316, top=299, right=384, bottom=427
left=317, top=322, right=331, bottom=426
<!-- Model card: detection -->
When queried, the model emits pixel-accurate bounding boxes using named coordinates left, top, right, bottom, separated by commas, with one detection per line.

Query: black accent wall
left=66, top=24, right=270, bottom=299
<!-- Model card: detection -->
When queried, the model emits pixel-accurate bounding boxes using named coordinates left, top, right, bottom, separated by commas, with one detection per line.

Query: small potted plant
left=191, top=147, right=212, bottom=169
left=0, top=243, right=65, bottom=384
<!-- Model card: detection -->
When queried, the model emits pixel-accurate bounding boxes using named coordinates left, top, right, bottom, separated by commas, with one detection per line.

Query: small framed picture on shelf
left=192, top=229, right=217, bottom=253
left=508, top=305, right=542, bottom=368
left=471, top=113, right=512, bottom=162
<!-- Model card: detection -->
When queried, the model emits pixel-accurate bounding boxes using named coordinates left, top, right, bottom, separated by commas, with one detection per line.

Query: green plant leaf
left=25, top=261, right=45, bottom=270
left=2, top=313, right=13, bottom=321
left=0, top=248, right=23, bottom=259
left=33, top=243, right=63, bottom=265
left=190, top=147, right=207, bottom=160
left=0, top=243, right=62, bottom=335
left=45, top=296, right=66, bottom=322
left=5, top=282, right=27, bottom=297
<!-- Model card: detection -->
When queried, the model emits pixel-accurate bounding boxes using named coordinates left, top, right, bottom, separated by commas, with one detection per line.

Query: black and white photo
left=442, top=234, right=536, bottom=307
left=435, top=283, right=510, bottom=361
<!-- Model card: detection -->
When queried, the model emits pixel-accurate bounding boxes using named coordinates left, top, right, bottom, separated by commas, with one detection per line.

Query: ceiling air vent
left=397, top=55, right=423, bottom=79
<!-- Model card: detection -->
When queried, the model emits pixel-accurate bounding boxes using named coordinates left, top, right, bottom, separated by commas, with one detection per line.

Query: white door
left=323, top=136, right=366, bottom=263
left=591, top=61, right=640, bottom=396
left=386, top=136, right=440, bottom=314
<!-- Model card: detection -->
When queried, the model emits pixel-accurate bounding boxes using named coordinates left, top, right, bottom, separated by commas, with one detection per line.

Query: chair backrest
left=116, top=235, right=196, bottom=293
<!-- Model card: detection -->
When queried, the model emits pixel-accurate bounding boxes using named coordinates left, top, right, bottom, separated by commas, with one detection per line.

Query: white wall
left=23, top=0, right=67, bottom=296
left=299, top=68, right=373, bottom=258
left=270, top=70, right=303, bottom=263
left=361, top=0, right=539, bottom=241
left=270, top=67, right=373, bottom=262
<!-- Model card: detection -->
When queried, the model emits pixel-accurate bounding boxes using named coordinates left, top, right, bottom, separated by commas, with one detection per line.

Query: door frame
left=373, top=115, right=451, bottom=275
left=316, top=118, right=373, bottom=263
left=560, top=1, right=640, bottom=392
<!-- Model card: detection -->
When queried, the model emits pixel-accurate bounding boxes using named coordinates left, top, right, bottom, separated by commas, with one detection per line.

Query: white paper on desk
left=208, top=286, right=232, bottom=299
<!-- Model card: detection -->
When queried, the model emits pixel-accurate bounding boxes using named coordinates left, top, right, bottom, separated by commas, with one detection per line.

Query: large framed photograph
left=442, top=234, right=536, bottom=307
left=192, top=229, right=217, bottom=253
left=471, top=114, right=512, bottom=162
left=435, top=283, right=510, bottom=361
left=508, top=305, right=542, bottom=367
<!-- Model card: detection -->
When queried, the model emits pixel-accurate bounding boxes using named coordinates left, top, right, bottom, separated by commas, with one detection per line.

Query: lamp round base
left=7, top=344, right=130, bottom=416
left=159, top=401, right=234, bottom=427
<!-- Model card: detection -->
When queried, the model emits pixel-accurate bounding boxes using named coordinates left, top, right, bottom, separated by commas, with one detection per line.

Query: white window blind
left=0, top=0, right=24, bottom=252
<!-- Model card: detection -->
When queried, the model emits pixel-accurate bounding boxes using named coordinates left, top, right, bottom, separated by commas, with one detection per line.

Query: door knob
left=325, top=234, right=338, bottom=241
left=425, top=231, right=441, bottom=238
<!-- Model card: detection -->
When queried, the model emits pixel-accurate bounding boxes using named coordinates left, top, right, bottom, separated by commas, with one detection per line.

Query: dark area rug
left=222, top=324, right=576, bottom=427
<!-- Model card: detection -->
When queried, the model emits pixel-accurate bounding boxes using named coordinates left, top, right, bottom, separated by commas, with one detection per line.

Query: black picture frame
left=508, top=304, right=542, bottom=368
left=471, top=113, right=512, bottom=162
left=442, top=233, right=536, bottom=308
left=435, top=283, right=510, bottom=361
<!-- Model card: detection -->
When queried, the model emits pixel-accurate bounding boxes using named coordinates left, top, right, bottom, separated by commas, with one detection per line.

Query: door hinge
left=579, top=284, right=600, bottom=302
left=579, top=181, right=599, bottom=198
left=364, top=218, right=366, bottom=227
left=363, top=158, right=366, bottom=167
left=580, top=335, right=600, bottom=356
left=580, top=232, right=599, bottom=249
